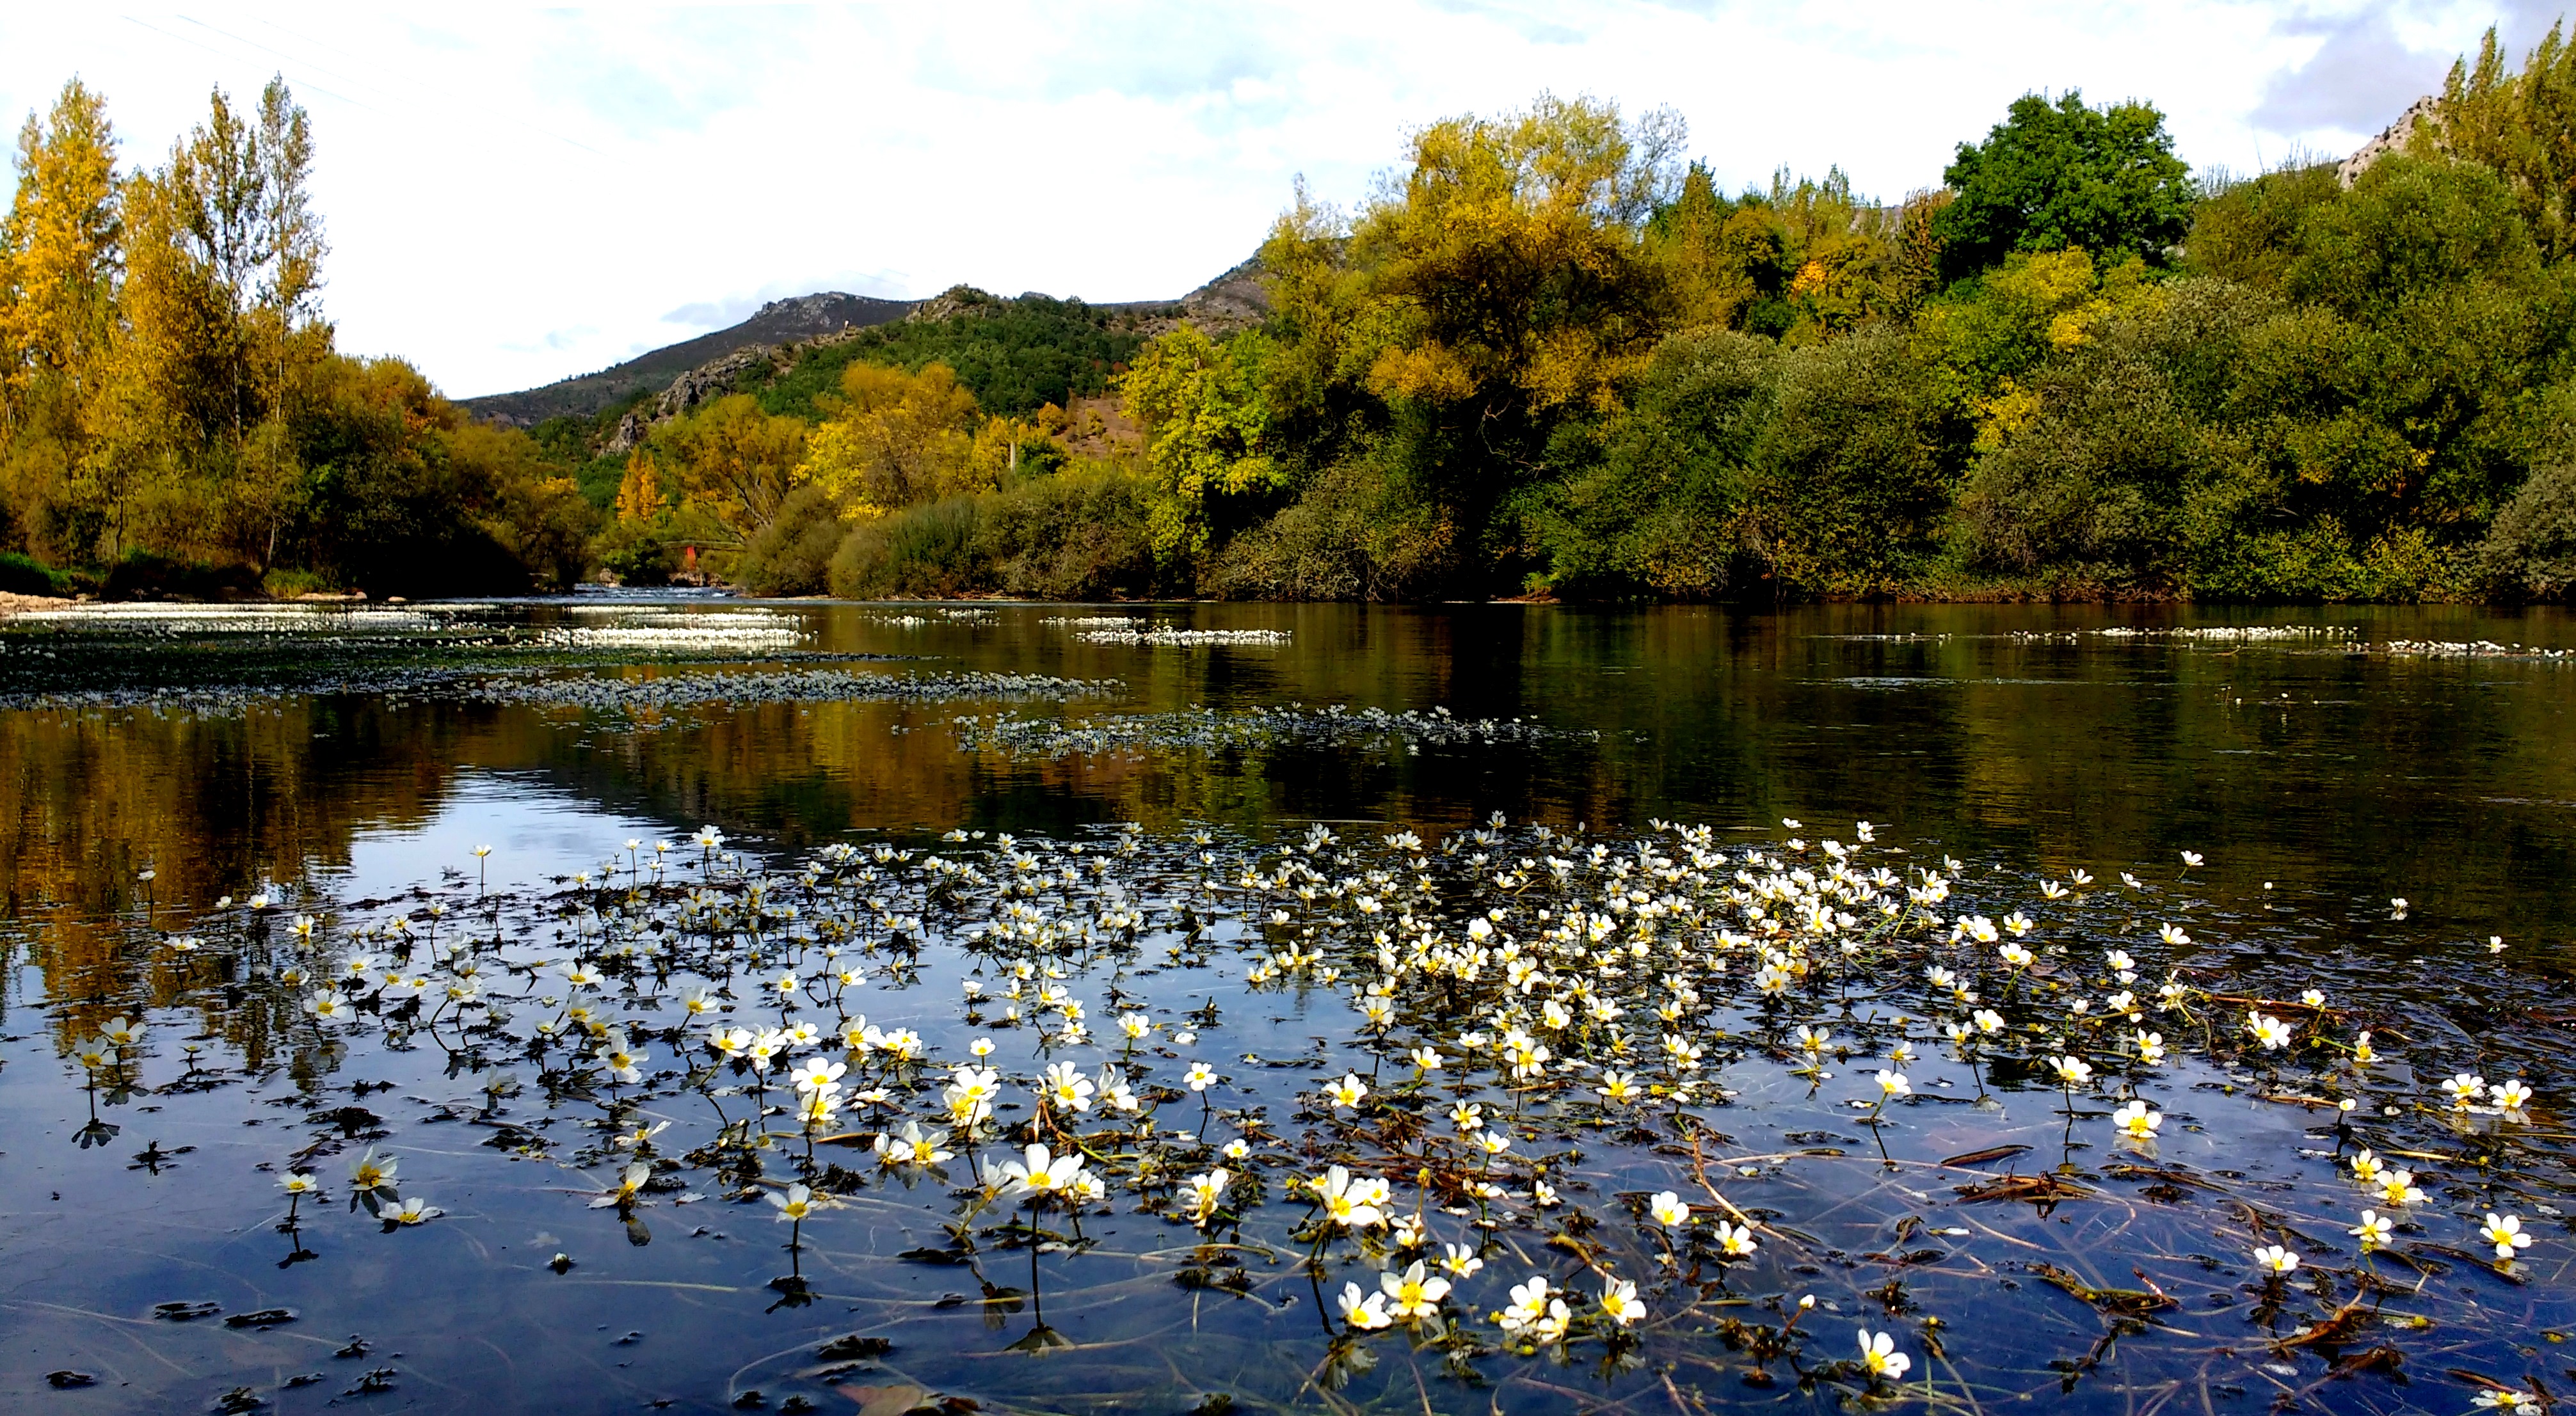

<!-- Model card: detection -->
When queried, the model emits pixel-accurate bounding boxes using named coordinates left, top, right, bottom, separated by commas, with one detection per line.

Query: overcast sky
left=3, top=3, right=2559, bottom=399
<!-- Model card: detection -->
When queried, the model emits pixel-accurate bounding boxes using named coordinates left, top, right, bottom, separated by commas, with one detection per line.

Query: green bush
left=101, top=549, right=263, bottom=601
left=2475, top=463, right=2576, bottom=598
left=1743, top=328, right=1948, bottom=594
left=1212, top=450, right=1458, bottom=601
left=1524, top=330, right=1775, bottom=600
left=0, top=551, right=64, bottom=597
left=828, top=497, right=987, bottom=598
left=733, top=485, right=845, bottom=596
left=979, top=463, right=1162, bottom=599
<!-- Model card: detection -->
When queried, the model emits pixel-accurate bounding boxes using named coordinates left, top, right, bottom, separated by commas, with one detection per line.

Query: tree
left=2433, top=21, right=2576, bottom=260
left=0, top=80, right=122, bottom=557
left=649, top=394, right=808, bottom=545
left=794, top=362, right=979, bottom=514
left=1118, top=324, right=1279, bottom=557
left=1937, top=91, right=2193, bottom=278
left=1348, top=93, right=1682, bottom=417
left=612, top=449, right=666, bottom=524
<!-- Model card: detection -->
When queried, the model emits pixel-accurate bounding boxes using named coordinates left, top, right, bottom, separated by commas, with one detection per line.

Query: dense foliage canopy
left=0, top=77, right=589, bottom=596
left=22, top=23, right=2576, bottom=603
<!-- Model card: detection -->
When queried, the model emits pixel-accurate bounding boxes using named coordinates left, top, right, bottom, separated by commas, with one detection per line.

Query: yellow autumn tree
left=1347, top=92, right=1683, bottom=416
left=795, top=362, right=980, bottom=515
left=649, top=394, right=808, bottom=544
left=0, top=79, right=122, bottom=557
left=612, top=449, right=666, bottom=524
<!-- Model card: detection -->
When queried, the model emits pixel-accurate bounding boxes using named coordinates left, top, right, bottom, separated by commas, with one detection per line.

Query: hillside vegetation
left=13, top=24, right=2576, bottom=602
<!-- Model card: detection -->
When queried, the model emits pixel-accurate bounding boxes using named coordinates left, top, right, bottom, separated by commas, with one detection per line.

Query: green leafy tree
left=1937, top=91, right=2194, bottom=278
left=1118, top=324, right=1280, bottom=557
left=2433, top=20, right=2576, bottom=259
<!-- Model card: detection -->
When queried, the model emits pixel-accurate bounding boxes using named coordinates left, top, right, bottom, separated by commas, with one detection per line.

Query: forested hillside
left=10, top=24, right=2576, bottom=602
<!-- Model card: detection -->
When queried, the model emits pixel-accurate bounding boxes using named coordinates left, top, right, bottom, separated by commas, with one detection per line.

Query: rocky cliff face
left=2340, top=95, right=2438, bottom=189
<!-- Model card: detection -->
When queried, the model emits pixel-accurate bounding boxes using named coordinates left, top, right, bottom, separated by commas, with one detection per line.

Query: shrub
left=2475, top=463, right=2576, bottom=599
left=0, top=551, right=64, bottom=597
left=1744, top=328, right=1947, bottom=594
left=828, top=497, right=986, bottom=598
left=101, top=549, right=264, bottom=601
left=978, top=463, right=1161, bottom=599
left=1212, top=452, right=1457, bottom=601
left=733, top=485, right=845, bottom=596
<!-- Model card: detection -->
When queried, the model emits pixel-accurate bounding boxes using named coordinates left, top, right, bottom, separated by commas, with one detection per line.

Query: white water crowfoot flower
left=595, top=1031, right=648, bottom=1085
left=873, top=1122, right=954, bottom=1168
left=2493, top=1078, right=2534, bottom=1113
left=2482, top=1213, right=2534, bottom=1261
left=996, top=1143, right=1091, bottom=1203
left=349, top=1146, right=399, bottom=1198
left=1312, top=1165, right=1390, bottom=1229
left=1597, top=1275, right=1644, bottom=1327
left=2349, top=1209, right=2395, bottom=1251
left=592, top=1162, right=653, bottom=1209
left=1649, top=1190, right=1692, bottom=1227
left=1380, top=1261, right=1451, bottom=1322
left=2476, top=1389, right=2545, bottom=1411
left=1336, top=1281, right=1393, bottom=1330
left=789, top=1057, right=847, bottom=1094
left=2446, top=1074, right=2488, bottom=1109
left=1857, top=1329, right=1912, bottom=1381
left=2375, top=1169, right=2428, bottom=1207
left=2252, top=1244, right=2300, bottom=1277
left=2246, top=1012, right=2293, bottom=1051
left=769, top=1182, right=816, bottom=1222
left=1495, top=1276, right=1571, bottom=1344
left=388, top=1197, right=441, bottom=1226
left=2111, top=1099, right=2163, bottom=1142
left=1183, top=1168, right=1231, bottom=1225
left=1041, top=1061, right=1096, bottom=1114
left=1324, top=1072, right=1368, bottom=1110
left=1714, top=1220, right=1759, bottom=1257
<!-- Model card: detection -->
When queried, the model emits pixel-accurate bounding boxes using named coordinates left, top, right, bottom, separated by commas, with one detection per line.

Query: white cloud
left=0, top=2, right=2528, bottom=397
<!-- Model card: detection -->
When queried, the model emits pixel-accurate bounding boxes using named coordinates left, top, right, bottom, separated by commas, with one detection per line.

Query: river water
left=0, top=598, right=2570, bottom=1415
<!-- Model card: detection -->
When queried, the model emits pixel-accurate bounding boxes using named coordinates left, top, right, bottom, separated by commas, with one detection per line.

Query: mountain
left=461, top=292, right=917, bottom=427
left=463, top=260, right=1273, bottom=433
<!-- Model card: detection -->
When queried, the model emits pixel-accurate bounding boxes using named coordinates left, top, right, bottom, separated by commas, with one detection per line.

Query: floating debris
left=438, top=668, right=1121, bottom=715
left=2376, top=638, right=2576, bottom=662
left=2093, top=624, right=2357, bottom=642
left=950, top=703, right=1590, bottom=758
left=0, top=666, right=1116, bottom=720
left=1071, top=626, right=1291, bottom=646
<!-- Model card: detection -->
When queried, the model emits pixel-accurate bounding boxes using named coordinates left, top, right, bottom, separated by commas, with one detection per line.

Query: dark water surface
left=1, top=598, right=2573, bottom=1415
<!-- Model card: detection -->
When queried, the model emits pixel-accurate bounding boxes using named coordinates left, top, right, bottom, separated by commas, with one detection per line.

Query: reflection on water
left=0, top=600, right=2572, bottom=1414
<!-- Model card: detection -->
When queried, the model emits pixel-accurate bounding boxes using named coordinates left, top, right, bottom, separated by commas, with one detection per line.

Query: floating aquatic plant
left=27, top=813, right=2573, bottom=1412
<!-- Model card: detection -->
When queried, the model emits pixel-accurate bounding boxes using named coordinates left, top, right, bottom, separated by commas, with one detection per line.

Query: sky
left=1, top=2, right=2560, bottom=399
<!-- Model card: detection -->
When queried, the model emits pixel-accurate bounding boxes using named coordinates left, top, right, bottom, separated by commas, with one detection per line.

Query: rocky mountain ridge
left=463, top=292, right=916, bottom=428
left=468, top=259, right=1270, bottom=437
